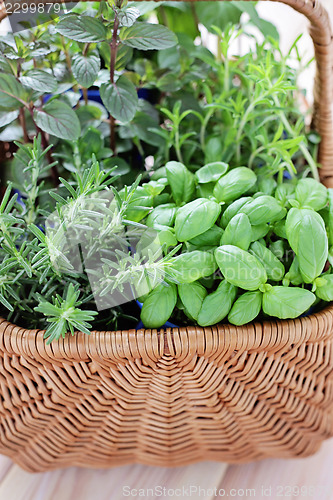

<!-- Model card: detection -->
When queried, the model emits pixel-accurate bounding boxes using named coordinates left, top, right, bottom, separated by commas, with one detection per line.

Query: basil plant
left=125, top=162, right=333, bottom=329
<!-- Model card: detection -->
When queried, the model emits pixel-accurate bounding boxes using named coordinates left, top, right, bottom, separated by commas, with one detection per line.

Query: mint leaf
left=120, top=22, right=178, bottom=50
left=34, top=100, right=81, bottom=140
left=20, top=69, right=58, bottom=93
left=56, top=15, right=107, bottom=43
left=72, top=53, right=100, bottom=88
left=100, top=75, right=138, bottom=123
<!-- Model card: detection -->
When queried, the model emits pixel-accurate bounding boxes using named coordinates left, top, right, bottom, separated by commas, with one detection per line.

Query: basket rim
left=1, top=301, right=333, bottom=361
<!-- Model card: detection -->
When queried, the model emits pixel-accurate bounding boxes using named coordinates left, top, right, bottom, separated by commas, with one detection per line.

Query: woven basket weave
left=1, top=0, right=333, bottom=472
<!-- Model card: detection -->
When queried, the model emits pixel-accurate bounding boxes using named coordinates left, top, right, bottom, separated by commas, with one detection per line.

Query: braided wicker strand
left=0, top=305, right=333, bottom=471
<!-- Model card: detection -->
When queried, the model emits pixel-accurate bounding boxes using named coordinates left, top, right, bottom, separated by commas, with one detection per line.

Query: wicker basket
left=1, top=0, right=333, bottom=472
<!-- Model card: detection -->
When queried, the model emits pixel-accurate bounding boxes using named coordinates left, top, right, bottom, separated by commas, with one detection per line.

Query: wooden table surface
left=1, top=438, right=333, bottom=499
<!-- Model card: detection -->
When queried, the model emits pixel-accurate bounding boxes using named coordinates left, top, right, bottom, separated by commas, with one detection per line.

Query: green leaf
left=315, top=275, right=333, bottom=301
left=195, top=162, right=229, bottom=184
left=100, top=75, right=138, bottom=123
left=0, top=110, right=19, bottom=127
left=215, top=245, right=267, bottom=291
left=239, top=195, right=286, bottom=225
left=195, top=3, right=241, bottom=33
left=72, top=53, right=100, bottom=88
left=213, top=167, right=257, bottom=203
left=169, top=251, right=217, bottom=283
left=117, top=7, right=141, bottom=27
left=165, top=161, right=195, bottom=206
left=146, top=203, right=177, bottom=228
left=250, top=241, right=285, bottom=281
left=120, top=22, right=178, bottom=50
left=178, top=282, right=207, bottom=321
left=295, top=178, right=328, bottom=211
left=56, top=15, right=107, bottom=43
left=220, top=197, right=252, bottom=228
left=228, top=291, right=262, bottom=326
left=197, top=280, right=237, bottom=327
left=262, top=286, right=316, bottom=319
left=286, top=208, right=328, bottom=283
left=141, top=283, right=177, bottom=328
left=189, top=225, right=223, bottom=247
left=175, top=198, right=221, bottom=242
left=0, top=74, right=28, bottom=110
left=34, top=100, right=81, bottom=141
left=221, top=213, right=252, bottom=251
left=20, top=69, right=58, bottom=93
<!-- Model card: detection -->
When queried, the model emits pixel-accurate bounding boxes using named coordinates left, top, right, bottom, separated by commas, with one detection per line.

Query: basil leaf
left=215, top=244, right=267, bottom=291
left=166, top=161, right=195, bottom=206
left=239, top=195, right=286, bottom=225
left=141, top=284, right=177, bottom=328
left=197, top=182, right=215, bottom=199
left=169, top=251, right=217, bottom=283
left=269, top=240, right=285, bottom=260
left=221, top=213, right=252, bottom=250
left=228, top=291, right=262, bottom=325
left=175, top=198, right=221, bottom=242
left=250, top=241, right=285, bottom=281
left=326, top=189, right=333, bottom=247
left=197, top=280, right=237, bottom=327
left=262, top=286, right=316, bottom=319
left=220, top=196, right=252, bottom=228
left=189, top=225, right=223, bottom=247
left=33, top=101, right=81, bottom=141
left=146, top=203, right=177, bottom=228
left=195, top=162, right=229, bottom=184
left=273, top=220, right=287, bottom=239
left=251, top=223, right=270, bottom=242
left=178, top=282, right=207, bottom=320
left=120, top=22, right=178, bottom=50
left=315, top=275, right=333, bottom=301
left=295, top=178, right=328, bottom=211
left=20, top=69, right=58, bottom=93
left=100, top=75, right=138, bottom=123
left=56, top=15, right=107, bottom=43
left=275, top=183, right=295, bottom=206
left=283, top=257, right=303, bottom=286
left=72, top=53, right=100, bottom=88
left=213, top=167, right=256, bottom=203
left=122, top=186, right=153, bottom=222
left=286, top=208, right=328, bottom=283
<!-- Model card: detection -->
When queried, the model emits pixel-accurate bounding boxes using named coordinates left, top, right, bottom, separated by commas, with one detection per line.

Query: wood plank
left=219, top=438, right=333, bottom=500
left=0, top=460, right=228, bottom=500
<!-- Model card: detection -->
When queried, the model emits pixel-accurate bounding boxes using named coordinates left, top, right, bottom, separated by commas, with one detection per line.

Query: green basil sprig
left=262, top=286, right=316, bottom=319
left=197, top=280, right=237, bottom=327
left=175, top=198, right=221, bottom=242
left=221, top=213, right=252, bottom=250
left=213, top=167, right=257, bottom=203
left=228, top=291, right=262, bottom=326
left=286, top=208, right=328, bottom=283
left=215, top=245, right=267, bottom=291
left=141, top=284, right=177, bottom=328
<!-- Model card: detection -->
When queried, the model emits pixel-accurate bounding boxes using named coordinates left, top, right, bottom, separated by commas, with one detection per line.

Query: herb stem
left=109, top=13, right=120, bottom=153
left=272, top=93, right=320, bottom=181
